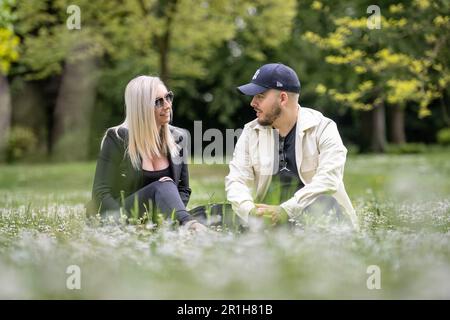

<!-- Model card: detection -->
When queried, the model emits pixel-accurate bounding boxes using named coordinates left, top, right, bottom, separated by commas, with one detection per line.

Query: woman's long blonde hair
left=112, top=75, right=178, bottom=170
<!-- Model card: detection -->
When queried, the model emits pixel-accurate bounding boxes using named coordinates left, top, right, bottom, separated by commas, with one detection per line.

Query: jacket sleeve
left=280, top=121, right=347, bottom=218
left=176, top=130, right=192, bottom=206
left=225, top=126, right=256, bottom=223
left=178, top=163, right=192, bottom=206
left=91, top=130, right=122, bottom=212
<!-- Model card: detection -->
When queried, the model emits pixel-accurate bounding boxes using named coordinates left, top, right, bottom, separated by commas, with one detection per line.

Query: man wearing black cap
left=225, top=63, right=357, bottom=228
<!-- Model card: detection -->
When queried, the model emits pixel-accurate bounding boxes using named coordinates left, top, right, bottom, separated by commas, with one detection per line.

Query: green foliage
left=385, top=143, right=428, bottom=154
left=11, top=0, right=299, bottom=159
left=437, top=127, right=450, bottom=145
left=15, top=0, right=114, bottom=80
left=173, top=0, right=297, bottom=126
left=0, top=27, right=19, bottom=75
left=0, top=0, right=19, bottom=75
left=6, top=0, right=449, bottom=158
left=6, top=126, right=38, bottom=163
left=0, top=0, right=17, bottom=27
left=14, top=0, right=296, bottom=82
left=304, top=0, right=450, bottom=118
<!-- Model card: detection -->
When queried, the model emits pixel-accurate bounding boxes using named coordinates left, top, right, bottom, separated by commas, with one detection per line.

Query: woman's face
left=154, top=84, right=172, bottom=128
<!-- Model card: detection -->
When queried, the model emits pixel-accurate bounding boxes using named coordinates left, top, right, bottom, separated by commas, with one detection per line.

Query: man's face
left=250, top=89, right=282, bottom=126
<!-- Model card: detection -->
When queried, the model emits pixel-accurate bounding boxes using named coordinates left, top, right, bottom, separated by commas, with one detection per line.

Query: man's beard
left=257, top=103, right=282, bottom=126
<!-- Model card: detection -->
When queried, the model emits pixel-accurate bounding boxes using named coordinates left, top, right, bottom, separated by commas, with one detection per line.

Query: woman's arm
left=178, top=162, right=192, bottom=206
left=91, top=130, right=123, bottom=212
left=172, top=127, right=192, bottom=206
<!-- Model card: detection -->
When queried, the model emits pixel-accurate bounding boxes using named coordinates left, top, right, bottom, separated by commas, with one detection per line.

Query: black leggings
left=123, top=180, right=192, bottom=224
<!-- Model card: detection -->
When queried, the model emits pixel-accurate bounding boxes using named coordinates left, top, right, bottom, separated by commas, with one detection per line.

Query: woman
left=89, top=75, right=206, bottom=231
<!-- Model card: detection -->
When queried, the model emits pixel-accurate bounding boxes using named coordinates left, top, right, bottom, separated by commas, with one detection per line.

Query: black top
left=142, top=166, right=172, bottom=186
left=265, top=124, right=304, bottom=204
left=87, top=126, right=191, bottom=215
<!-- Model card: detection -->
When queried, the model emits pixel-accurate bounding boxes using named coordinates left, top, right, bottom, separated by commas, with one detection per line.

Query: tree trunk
left=159, top=34, right=169, bottom=84
left=441, top=96, right=450, bottom=127
left=157, top=0, right=178, bottom=84
left=390, top=104, right=406, bottom=144
left=11, top=79, right=55, bottom=157
left=371, top=100, right=387, bottom=153
left=358, top=110, right=372, bottom=153
left=52, top=57, right=98, bottom=161
left=0, top=75, right=12, bottom=161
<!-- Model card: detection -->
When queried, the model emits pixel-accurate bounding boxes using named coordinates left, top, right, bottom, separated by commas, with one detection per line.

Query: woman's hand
left=184, top=220, right=208, bottom=232
left=190, top=222, right=208, bottom=232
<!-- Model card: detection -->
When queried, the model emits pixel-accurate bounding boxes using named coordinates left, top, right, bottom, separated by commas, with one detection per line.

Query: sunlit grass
left=0, top=151, right=449, bottom=299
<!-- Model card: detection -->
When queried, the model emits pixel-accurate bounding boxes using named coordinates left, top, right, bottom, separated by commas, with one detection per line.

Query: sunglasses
left=154, top=91, right=174, bottom=109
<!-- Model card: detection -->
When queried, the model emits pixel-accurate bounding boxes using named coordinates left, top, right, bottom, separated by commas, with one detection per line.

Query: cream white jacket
left=225, top=105, right=358, bottom=229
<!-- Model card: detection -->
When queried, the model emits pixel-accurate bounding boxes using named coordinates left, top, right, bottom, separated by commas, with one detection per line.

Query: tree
left=304, top=0, right=450, bottom=151
left=0, top=0, right=20, bottom=161
left=11, top=0, right=298, bottom=159
left=172, top=0, right=297, bottom=127
left=14, top=0, right=123, bottom=159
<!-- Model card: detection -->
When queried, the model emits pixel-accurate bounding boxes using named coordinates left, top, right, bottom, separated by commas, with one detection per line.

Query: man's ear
left=280, top=91, right=289, bottom=106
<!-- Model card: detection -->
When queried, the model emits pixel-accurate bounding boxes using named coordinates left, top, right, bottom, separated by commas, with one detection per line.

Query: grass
left=0, top=151, right=449, bottom=299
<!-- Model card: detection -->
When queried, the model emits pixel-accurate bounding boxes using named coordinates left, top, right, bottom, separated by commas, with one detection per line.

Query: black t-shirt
left=142, top=166, right=172, bottom=186
left=264, top=124, right=304, bottom=204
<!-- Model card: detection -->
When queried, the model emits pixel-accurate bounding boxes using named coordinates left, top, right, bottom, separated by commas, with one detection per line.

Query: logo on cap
left=252, top=69, right=260, bottom=80
left=276, top=81, right=283, bottom=87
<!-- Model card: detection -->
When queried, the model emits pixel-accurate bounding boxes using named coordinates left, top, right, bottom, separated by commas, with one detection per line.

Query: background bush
left=6, top=126, right=38, bottom=163
left=437, top=128, right=450, bottom=146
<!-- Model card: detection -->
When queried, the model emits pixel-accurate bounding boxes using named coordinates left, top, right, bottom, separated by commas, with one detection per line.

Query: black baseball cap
left=237, top=63, right=301, bottom=95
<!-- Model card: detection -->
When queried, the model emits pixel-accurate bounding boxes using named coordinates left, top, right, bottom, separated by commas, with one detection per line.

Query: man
left=225, top=63, right=358, bottom=229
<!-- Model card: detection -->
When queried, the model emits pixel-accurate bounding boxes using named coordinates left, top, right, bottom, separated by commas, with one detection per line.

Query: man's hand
left=253, top=204, right=288, bottom=225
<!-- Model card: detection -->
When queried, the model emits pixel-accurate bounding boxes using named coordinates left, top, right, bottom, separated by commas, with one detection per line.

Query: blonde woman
left=89, top=75, right=206, bottom=231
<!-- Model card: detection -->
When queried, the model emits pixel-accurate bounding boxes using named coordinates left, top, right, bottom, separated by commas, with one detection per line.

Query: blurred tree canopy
left=0, top=0, right=20, bottom=160
left=1, top=0, right=449, bottom=162
left=304, top=0, right=450, bottom=151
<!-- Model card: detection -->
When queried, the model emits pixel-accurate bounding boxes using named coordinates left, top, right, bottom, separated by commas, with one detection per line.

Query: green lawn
left=0, top=151, right=449, bottom=299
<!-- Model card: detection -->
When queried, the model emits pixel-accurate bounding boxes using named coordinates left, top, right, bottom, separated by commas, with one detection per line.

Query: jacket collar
left=168, top=125, right=185, bottom=144
left=297, top=104, right=319, bottom=132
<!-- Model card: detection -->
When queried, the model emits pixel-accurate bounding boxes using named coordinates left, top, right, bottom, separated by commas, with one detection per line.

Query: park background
left=1, top=0, right=449, bottom=160
left=0, top=0, right=449, bottom=299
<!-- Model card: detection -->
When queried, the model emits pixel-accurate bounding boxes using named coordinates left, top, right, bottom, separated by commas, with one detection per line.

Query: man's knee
left=303, top=194, right=341, bottom=216
left=315, top=194, right=339, bottom=207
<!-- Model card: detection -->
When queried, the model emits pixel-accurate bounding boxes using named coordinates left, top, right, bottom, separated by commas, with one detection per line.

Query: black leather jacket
left=88, top=125, right=191, bottom=214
